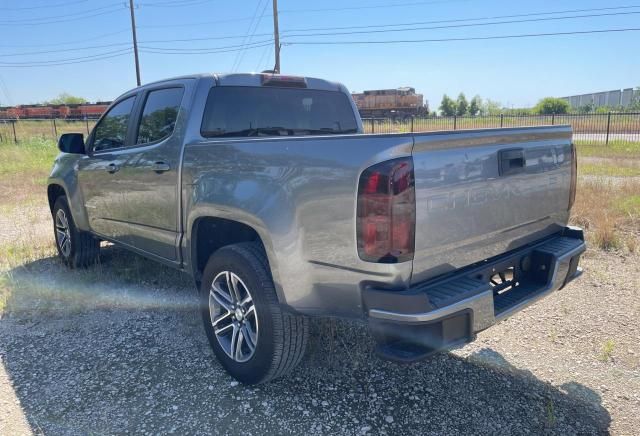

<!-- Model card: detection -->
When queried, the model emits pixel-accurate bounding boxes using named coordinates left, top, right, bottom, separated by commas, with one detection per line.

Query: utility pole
left=272, top=0, right=280, bottom=73
left=129, top=0, right=141, bottom=86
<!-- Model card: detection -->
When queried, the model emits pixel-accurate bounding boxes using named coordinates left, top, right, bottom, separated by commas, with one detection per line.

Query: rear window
left=200, top=86, right=359, bottom=138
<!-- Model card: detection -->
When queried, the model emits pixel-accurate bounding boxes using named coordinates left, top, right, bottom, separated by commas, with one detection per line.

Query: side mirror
left=58, top=133, right=86, bottom=154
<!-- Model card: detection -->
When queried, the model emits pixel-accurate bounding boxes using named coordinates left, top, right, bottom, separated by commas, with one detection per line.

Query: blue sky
left=0, top=0, right=638, bottom=108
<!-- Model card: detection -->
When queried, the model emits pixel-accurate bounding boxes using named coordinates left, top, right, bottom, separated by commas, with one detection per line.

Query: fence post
left=605, top=112, right=611, bottom=145
left=12, top=120, right=17, bottom=143
left=370, top=118, right=375, bottom=134
left=52, top=119, right=58, bottom=140
left=453, top=115, right=457, bottom=130
left=85, top=118, right=90, bottom=135
left=410, top=117, right=414, bottom=133
left=500, top=113, right=504, bottom=128
left=551, top=113, right=555, bottom=125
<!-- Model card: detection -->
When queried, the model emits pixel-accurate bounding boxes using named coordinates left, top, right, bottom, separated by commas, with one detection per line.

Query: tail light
left=569, top=143, right=577, bottom=210
left=357, top=157, right=416, bottom=263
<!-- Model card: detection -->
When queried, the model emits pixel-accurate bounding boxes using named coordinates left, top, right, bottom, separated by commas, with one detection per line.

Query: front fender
left=48, top=153, right=90, bottom=231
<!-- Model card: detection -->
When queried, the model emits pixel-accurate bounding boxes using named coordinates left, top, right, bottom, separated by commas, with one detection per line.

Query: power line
left=0, top=0, right=91, bottom=11
left=284, top=27, right=640, bottom=46
left=0, top=74, right=13, bottom=105
left=138, top=14, right=256, bottom=28
left=0, top=4, right=637, bottom=57
left=0, top=52, right=133, bottom=68
left=0, top=29, right=130, bottom=48
left=139, top=0, right=212, bottom=7
left=0, top=42, right=132, bottom=57
left=107, top=7, right=640, bottom=48
left=279, top=0, right=472, bottom=13
left=231, top=0, right=269, bottom=72
left=140, top=38, right=273, bottom=52
left=141, top=40, right=274, bottom=55
left=233, top=0, right=271, bottom=72
left=132, top=0, right=473, bottom=28
left=255, top=44, right=271, bottom=71
left=281, top=5, right=640, bottom=33
left=130, top=4, right=640, bottom=38
left=0, top=5, right=125, bottom=26
left=281, top=11, right=640, bottom=39
left=0, top=49, right=133, bottom=67
left=0, top=48, right=134, bottom=66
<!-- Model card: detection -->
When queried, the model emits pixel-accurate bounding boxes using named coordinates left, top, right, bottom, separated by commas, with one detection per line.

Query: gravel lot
left=1, top=243, right=638, bottom=435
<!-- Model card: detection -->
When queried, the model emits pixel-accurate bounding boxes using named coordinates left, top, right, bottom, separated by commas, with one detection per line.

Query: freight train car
left=0, top=102, right=110, bottom=119
left=351, top=87, right=428, bottom=119
left=68, top=102, right=110, bottom=119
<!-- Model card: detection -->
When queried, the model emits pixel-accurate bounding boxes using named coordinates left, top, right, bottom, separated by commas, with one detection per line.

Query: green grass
left=0, top=138, right=58, bottom=177
left=616, top=195, right=640, bottom=216
left=599, top=339, right=616, bottom=362
left=579, top=163, right=640, bottom=177
left=576, top=141, right=640, bottom=159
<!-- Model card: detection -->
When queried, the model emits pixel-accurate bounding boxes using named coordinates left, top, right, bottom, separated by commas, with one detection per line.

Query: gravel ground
left=1, top=244, right=638, bottom=435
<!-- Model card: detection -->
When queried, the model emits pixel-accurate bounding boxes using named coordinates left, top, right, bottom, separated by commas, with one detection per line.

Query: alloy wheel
left=55, top=209, right=72, bottom=258
left=209, top=271, right=259, bottom=363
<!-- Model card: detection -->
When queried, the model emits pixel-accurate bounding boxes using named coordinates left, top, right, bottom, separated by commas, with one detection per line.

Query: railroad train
left=0, top=102, right=111, bottom=119
left=351, top=87, right=428, bottom=119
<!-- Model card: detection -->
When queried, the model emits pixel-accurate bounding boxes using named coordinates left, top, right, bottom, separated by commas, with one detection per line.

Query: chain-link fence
left=2, top=112, right=640, bottom=144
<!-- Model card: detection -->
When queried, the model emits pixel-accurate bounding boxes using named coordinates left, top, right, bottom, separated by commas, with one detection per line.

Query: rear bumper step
left=364, top=227, right=586, bottom=363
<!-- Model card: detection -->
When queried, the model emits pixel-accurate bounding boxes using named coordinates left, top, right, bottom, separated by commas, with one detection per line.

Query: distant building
left=562, top=88, right=638, bottom=109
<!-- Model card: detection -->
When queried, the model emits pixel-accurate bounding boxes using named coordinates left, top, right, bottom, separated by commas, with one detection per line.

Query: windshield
left=200, top=86, right=359, bottom=138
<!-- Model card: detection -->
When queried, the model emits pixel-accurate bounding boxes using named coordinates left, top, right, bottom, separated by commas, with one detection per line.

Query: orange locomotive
left=351, top=87, right=428, bottom=119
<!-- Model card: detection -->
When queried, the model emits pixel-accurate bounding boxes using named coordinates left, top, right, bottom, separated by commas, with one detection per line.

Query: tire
left=52, top=196, right=100, bottom=268
left=200, top=242, right=308, bottom=384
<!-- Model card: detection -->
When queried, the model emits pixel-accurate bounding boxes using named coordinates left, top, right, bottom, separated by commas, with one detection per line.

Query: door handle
left=106, top=163, right=120, bottom=174
left=498, top=148, right=525, bottom=176
left=151, top=161, right=171, bottom=173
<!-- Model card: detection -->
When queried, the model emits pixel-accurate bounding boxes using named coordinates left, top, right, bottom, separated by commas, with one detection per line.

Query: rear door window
left=201, top=86, right=359, bottom=138
left=136, top=87, right=184, bottom=145
left=93, top=96, right=135, bottom=151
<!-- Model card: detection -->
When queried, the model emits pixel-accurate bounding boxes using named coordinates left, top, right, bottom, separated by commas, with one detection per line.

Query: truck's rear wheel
left=200, top=242, right=308, bottom=384
left=52, top=196, right=100, bottom=268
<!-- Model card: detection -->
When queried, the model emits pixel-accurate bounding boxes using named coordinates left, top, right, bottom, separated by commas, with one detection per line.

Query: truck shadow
left=1, top=247, right=610, bottom=434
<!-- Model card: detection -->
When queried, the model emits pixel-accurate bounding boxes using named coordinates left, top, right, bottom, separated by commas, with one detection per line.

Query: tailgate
left=410, top=126, right=573, bottom=284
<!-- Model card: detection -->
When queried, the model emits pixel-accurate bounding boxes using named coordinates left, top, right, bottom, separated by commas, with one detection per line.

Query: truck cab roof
left=139, top=73, right=347, bottom=93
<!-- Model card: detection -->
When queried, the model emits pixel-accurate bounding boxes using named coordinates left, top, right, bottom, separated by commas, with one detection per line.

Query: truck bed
left=183, top=125, right=573, bottom=318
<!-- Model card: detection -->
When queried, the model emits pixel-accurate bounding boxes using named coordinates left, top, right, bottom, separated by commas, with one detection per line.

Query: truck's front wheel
left=200, top=242, right=308, bottom=384
left=52, top=196, right=100, bottom=268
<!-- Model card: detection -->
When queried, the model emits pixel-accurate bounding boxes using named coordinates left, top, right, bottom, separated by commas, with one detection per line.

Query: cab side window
left=136, top=88, right=184, bottom=145
left=93, top=96, right=135, bottom=152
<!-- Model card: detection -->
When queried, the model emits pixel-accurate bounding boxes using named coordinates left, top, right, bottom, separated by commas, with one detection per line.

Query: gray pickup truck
left=48, top=73, right=585, bottom=384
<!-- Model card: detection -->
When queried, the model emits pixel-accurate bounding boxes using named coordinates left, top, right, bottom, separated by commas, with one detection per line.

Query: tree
left=630, top=86, right=640, bottom=110
left=577, top=103, right=594, bottom=114
left=481, top=99, right=502, bottom=116
left=45, top=92, right=87, bottom=105
left=456, top=93, right=468, bottom=116
left=439, top=94, right=456, bottom=116
left=533, top=97, right=569, bottom=115
left=468, top=95, right=482, bottom=116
